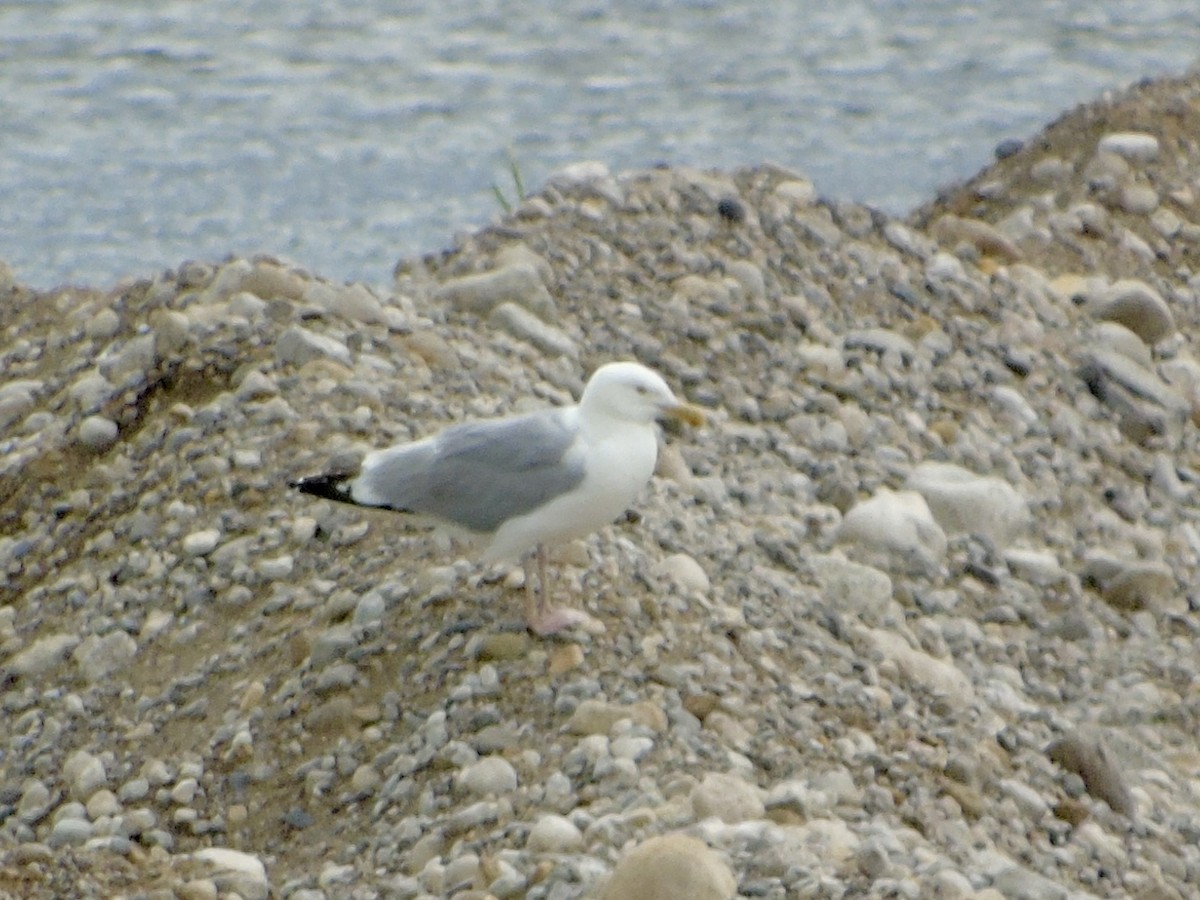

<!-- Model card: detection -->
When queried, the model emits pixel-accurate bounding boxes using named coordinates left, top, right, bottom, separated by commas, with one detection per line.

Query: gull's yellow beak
left=662, top=402, right=707, bottom=428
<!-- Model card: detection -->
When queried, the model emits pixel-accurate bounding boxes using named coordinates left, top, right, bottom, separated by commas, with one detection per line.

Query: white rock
left=183, top=529, right=222, bottom=557
left=275, top=325, right=352, bottom=367
left=838, top=489, right=947, bottom=564
left=206, top=259, right=254, bottom=297
left=1097, top=131, right=1159, bottom=162
left=1086, top=348, right=1189, bottom=414
left=64, top=750, right=108, bottom=800
left=654, top=552, right=710, bottom=593
left=926, top=251, right=967, bottom=283
left=1091, top=320, right=1152, bottom=367
left=16, top=780, right=51, bottom=823
left=235, top=370, right=279, bottom=400
left=435, top=263, right=555, bottom=317
left=172, top=777, right=199, bottom=805
left=924, top=868, right=975, bottom=900
left=304, top=281, right=388, bottom=325
left=1003, top=548, right=1068, bottom=586
left=600, top=833, right=736, bottom=900
left=1095, top=279, right=1175, bottom=345
left=78, top=415, right=119, bottom=450
left=775, top=179, right=817, bottom=206
left=100, top=333, right=157, bottom=383
left=48, top=816, right=93, bottom=848
left=726, top=260, right=766, bottom=302
left=989, top=385, right=1039, bottom=433
left=318, top=863, right=357, bottom=889
left=905, top=462, right=1029, bottom=547
left=118, top=778, right=150, bottom=804
left=999, top=778, right=1049, bottom=819
left=192, top=848, right=270, bottom=900
left=489, top=301, right=577, bottom=358
left=526, top=813, right=584, bottom=852
left=85, top=789, right=121, bottom=820
left=990, top=862, right=1070, bottom=900
left=495, top=244, right=555, bottom=285
left=72, top=631, right=137, bottom=682
left=809, top=554, right=893, bottom=620
left=691, top=772, right=766, bottom=823
left=351, top=764, right=381, bottom=794
left=859, top=627, right=975, bottom=705
left=486, top=858, right=527, bottom=899
left=85, top=308, right=121, bottom=339
left=793, top=819, right=862, bottom=865
left=611, top=735, right=655, bottom=761
left=69, top=373, right=116, bottom=413
left=353, top=592, right=386, bottom=626
left=0, top=379, right=41, bottom=428
left=6, top=633, right=81, bottom=678
left=1120, top=183, right=1159, bottom=215
left=140, top=610, right=174, bottom=641
left=566, top=699, right=662, bottom=736
left=256, top=555, right=294, bottom=579
left=227, top=290, right=267, bottom=318
left=456, top=756, right=518, bottom=797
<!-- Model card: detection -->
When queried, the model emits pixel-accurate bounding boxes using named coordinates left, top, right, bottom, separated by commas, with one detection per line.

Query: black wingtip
left=290, top=472, right=355, bottom=504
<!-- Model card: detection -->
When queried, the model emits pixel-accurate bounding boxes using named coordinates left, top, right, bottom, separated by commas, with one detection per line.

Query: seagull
left=291, top=361, right=705, bottom=635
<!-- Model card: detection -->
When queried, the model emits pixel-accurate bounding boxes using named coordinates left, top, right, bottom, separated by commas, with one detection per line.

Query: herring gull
left=291, top=361, right=705, bottom=634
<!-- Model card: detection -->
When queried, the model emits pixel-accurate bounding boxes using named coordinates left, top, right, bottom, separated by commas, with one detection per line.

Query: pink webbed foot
left=521, top=545, right=605, bottom=637
left=525, top=605, right=604, bottom=637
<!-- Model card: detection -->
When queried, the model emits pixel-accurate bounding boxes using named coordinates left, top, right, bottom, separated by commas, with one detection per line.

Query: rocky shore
left=2, top=69, right=1200, bottom=899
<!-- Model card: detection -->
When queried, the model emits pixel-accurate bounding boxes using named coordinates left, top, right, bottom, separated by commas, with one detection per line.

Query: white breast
left=480, top=421, right=659, bottom=563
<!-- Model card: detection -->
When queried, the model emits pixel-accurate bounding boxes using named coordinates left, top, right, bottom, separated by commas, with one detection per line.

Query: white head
left=579, top=361, right=705, bottom=426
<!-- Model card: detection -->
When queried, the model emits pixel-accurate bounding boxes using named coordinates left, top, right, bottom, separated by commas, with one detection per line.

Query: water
left=1, top=0, right=1197, bottom=291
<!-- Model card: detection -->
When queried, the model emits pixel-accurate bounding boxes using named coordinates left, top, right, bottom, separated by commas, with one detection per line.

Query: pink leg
left=522, top=544, right=602, bottom=636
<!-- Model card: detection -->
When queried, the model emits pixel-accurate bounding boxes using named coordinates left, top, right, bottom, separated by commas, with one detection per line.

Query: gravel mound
left=3, top=69, right=1200, bottom=899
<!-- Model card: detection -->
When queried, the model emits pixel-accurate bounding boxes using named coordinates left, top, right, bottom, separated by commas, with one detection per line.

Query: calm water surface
left=1, top=1, right=1197, bottom=289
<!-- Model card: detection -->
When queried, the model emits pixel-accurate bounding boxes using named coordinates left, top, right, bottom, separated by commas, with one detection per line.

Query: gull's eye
left=634, top=384, right=649, bottom=395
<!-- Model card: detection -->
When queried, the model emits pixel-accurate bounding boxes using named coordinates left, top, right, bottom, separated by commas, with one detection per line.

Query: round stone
left=456, top=756, right=518, bottom=797
left=654, top=553, right=710, bottom=593
left=1095, top=279, right=1175, bottom=344
left=47, top=817, right=93, bottom=848
left=994, top=137, right=1024, bottom=159
left=526, top=814, right=584, bottom=853
left=601, top=833, right=736, bottom=900
left=78, top=415, right=118, bottom=450
left=85, top=308, right=121, bottom=339
left=690, top=772, right=766, bottom=824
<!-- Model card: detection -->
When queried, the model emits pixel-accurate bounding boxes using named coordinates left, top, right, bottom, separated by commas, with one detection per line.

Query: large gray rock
left=905, top=462, right=1029, bottom=547
left=275, top=325, right=352, bottom=367
left=434, top=262, right=555, bottom=317
left=838, top=489, right=948, bottom=565
left=1095, top=279, right=1175, bottom=344
left=600, top=833, right=736, bottom=900
left=191, top=848, right=270, bottom=900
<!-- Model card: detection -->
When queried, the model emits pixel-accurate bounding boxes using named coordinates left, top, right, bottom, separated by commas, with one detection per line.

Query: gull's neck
left=574, top=400, right=651, bottom=438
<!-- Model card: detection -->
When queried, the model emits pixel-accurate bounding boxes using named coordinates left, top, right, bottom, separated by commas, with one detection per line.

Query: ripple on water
left=1, top=0, right=1198, bottom=288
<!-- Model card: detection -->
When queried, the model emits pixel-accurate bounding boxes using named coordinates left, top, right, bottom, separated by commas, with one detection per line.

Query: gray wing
left=353, top=408, right=586, bottom=533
